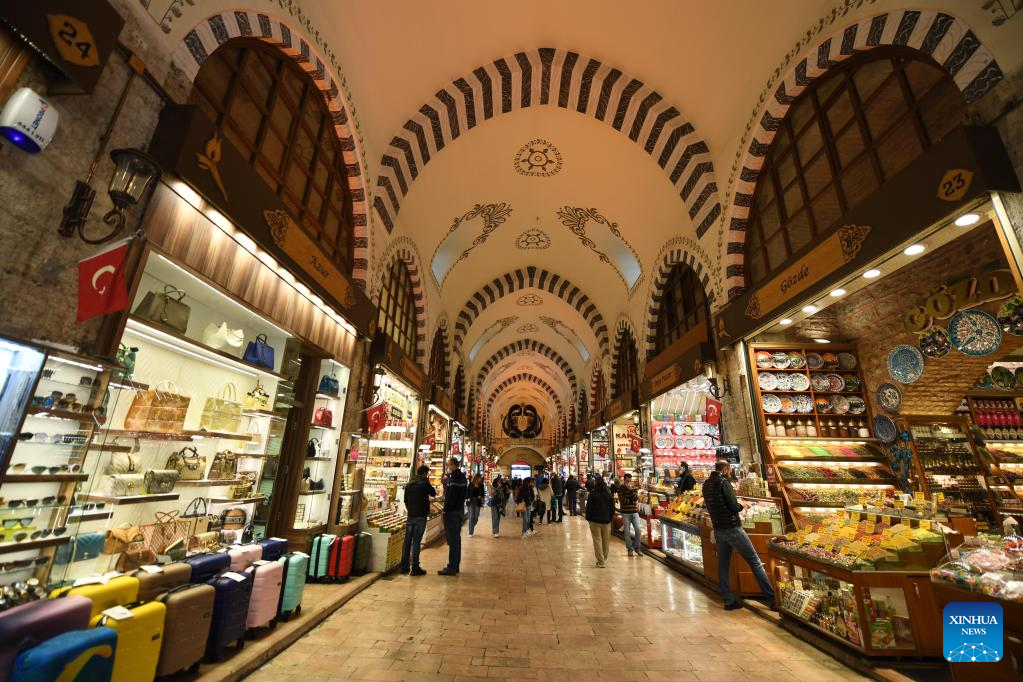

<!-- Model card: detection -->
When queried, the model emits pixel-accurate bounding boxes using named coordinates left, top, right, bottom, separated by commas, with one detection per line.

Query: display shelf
left=209, top=496, right=264, bottom=504
left=315, top=393, right=340, bottom=400
left=80, top=493, right=180, bottom=505
left=25, top=407, right=105, bottom=424
left=309, top=424, right=336, bottom=431
left=67, top=511, right=114, bottom=523
left=242, top=409, right=286, bottom=420
left=2, top=474, right=90, bottom=483
left=298, top=490, right=327, bottom=497
left=0, top=536, right=70, bottom=555
left=186, top=430, right=253, bottom=441
left=304, top=457, right=334, bottom=462
left=90, top=443, right=135, bottom=453
left=104, top=429, right=194, bottom=442
left=173, top=478, right=244, bottom=487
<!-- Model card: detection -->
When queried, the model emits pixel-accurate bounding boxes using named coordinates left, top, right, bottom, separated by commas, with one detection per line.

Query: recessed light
left=904, top=244, right=926, bottom=256
left=779, top=318, right=793, bottom=326
left=863, top=269, right=881, bottom=279
left=802, top=305, right=817, bottom=314
left=814, top=338, right=831, bottom=344
left=830, top=289, right=846, bottom=297
left=955, top=213, right=980, bottom=227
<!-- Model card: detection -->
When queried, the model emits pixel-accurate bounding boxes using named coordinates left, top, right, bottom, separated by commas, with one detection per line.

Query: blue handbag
left=317, top=373, right=339, bottom=396
left=54, top=531, right=106, bottom=565
left=243, top=334, right=275, bottom=369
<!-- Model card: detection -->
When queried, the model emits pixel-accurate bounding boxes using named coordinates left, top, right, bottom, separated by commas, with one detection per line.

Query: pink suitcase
left=228, top=544, right=263, bottom=571
left=245, top=560, right=283, bottom=631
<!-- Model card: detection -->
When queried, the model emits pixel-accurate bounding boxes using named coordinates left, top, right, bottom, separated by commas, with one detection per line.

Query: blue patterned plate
left=873, top=415, right=897, bottom=444
left=876, top=383, right=902, bottom=413
left=886, top=345, right=925, bottom=384
left=948, top=309, right=1002, bottom=357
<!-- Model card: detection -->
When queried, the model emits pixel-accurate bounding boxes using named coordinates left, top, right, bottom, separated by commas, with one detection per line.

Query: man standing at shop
left=565, top=475, right=581, bottom=516
left=615, top=473, right=644, bottom=557
left=439, top=457, right=468, bottom=576
left=550, top=472, right=565, bottom=522
left=702, top=460, right=777, bottom=610
left=400, top=464, right=436, bottom=576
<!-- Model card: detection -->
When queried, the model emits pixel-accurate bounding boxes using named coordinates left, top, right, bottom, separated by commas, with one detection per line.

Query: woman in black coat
left=584, top=477, right=614, bottom=567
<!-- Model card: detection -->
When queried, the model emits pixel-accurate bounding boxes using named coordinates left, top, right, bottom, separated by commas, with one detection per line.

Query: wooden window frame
left=654, top=264, right=710, bottom=356
left=613, top=329, right=639, bottom=397
left=377, top=259, right=418, bottom=360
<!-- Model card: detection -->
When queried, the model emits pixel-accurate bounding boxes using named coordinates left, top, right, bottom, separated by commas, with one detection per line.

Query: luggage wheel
left=279, top=612, right=291, bottom=622
left=237, top=637, right=246, bottom=649
left=188, top=662, right=201, bottom=674
left=269, top=619, right=278, bottom=630
left=294, top=605, right=302, bottom=616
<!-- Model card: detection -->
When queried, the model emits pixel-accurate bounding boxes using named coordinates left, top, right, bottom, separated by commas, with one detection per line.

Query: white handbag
left=202, top=322, right=245, bottom=350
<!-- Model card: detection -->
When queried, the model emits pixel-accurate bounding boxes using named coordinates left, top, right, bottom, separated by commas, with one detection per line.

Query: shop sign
left=903, top=268, right=1015, bottom=332
left=432, top=386, right=456, bottom=417
left=369, top=331, right=431, bottom=396
left=584, top=411, right=604, bottom=433
left=1, top=1, right=123, bottom=93
left=606, top=388, right=638, bottom=421
left=640, top=338, right=714, bottom=402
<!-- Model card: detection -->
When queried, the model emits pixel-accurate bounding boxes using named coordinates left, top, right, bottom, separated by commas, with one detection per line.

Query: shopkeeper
left=675, top=462, right=696, bottom=494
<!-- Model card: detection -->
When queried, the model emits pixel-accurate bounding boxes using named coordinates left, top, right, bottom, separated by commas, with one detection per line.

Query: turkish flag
left=630, top=435, right=642, bottom=453
left=705, top=398, right=722, bottom=426
left=76, top=240, right=130, bottom=322
left=366, top=401, right=390, bottom=433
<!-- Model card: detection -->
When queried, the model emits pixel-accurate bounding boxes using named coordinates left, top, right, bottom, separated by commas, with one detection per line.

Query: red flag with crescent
left=77, top=240, right=130, bottom=322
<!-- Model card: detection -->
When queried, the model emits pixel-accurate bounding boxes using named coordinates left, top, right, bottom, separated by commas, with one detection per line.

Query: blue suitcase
left=277, top=552, right=309, bottom=621
left=257, top=537, right=288, bottom=562
left=307, top=534, right=336, bottom=582
left=205, top=571, right=253, bottom=662
left=11, top=626, right=117, bottom=682
left=185, top=552, right=231, bottom=583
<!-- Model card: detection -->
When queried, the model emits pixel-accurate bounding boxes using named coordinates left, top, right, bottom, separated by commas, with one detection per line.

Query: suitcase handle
left=157, top=583, right=198, bottom=602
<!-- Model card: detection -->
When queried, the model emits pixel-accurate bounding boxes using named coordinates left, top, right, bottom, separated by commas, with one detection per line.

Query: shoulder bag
left=103, top=524, right=145, bottom=555
left=181, top=496, right=208, bottom=519
left=105, top=449, right=140, bottom=475
left=106, top=473, right=144, bottom=497
left=200, top=382, right=243, bottom=433
left=244, top=381, right=270, bottom=410
left=166, top=446, right=205, bottom=480
left=143, top=469, right=180, bottom=494
left=202, top=322, right=244, bottom=350
left=220, top=507, right=247, bottom=530
left=313, top=406, right=333, bottom=426
left=243, top=333, right=275, bottom=369
left=317, top=372, right=340, bottom=396
left=133, top=284, right=191, bottom=333
left=208, top=451, right=238, bottom=480
left=307, top=438, right=320, bottom=457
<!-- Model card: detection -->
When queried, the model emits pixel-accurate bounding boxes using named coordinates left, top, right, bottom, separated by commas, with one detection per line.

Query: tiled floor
left=245, top=510, right=869, bottom=681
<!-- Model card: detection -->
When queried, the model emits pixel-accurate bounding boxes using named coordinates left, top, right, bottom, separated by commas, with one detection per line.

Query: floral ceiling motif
left=540, top=315, right=590, bottom=363
left=517, top=323, right=540, bottom=333
left=556, top=206, right=642, bottom=290
left=431, top=202, right=514, bottom=286
left=516, top=228, right=551, bottom=250
left=517, top=293, right=543, bottom=306
left=514, top=138, right=563, bottom=177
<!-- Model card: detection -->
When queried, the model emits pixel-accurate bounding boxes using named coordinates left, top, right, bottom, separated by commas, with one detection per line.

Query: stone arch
left=610, top=317, right=641, bottom=392
left=377, top=247, right=428, bottom=363
left=496, top=448, right=546, bottom=470
left=643, top=241, right=717, bottom=361
left=722, top=9, right=1004, bottom=300
left=474, top=339, right=578, bottom=398
left=454, top=267, right=609, bottom=357
left=486, top=373, right=564, bottom=415
left=427, top=323, right=449, bottom=388
left=172, top=10, right=370, bottom=286
left=589, top=363, right=608, bottom=414
left=373, top=47, right=721, bottom=237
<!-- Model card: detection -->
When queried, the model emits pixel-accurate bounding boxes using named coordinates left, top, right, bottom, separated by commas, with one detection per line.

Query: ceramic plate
left=788, top=353, right=806, bottom=369
left=843, top=377, right=862, bottom=392
left=918, top=326, right=952, bottom=359
left=674, top=436, right=687, bottom=448
left=684, top=438, right=695, bottom=449
left=779, top=395, right=796, bottom=413
left=832, top=395, right=850, bottom=414
left=821, top=353, right=839, bottom=369
left=775, top=373, right=794, bottom=391
left=771, top=352, right=790, bottom=369
left=791, top=373, right=810, bottom=391
left=806, top=352, right=824, bottom=370
left=887, top=344, right=925, bottom=384
left=655, top=436, right=672, bottom=449
left=837, top=352, right=857, bottom=370
left=975, top=372, right=994, bottom=390
left=877, top=383, right=902, bottom=413
left=811, top=373, right=831, bottom=391
left=758, top=372, right=777, bottom=391
left=848, top=396, right=866, bottom=415
left=827, top=373, right=846, bottom=392
left=814, top=397, right=832, bottom=413
left=1016, top=368, right=1023, bottom=390
left=755, top=351, right=773, bottom=369
left=998, top=295, right=1023, bottom=336
left=874, top=415, right=897, bottom=443
left=762, top=394, right=781, bottom=413
left=674, top=423, right=687, bottom=436
left=993, top=365, right=1015, bottom=391
left=948, top=310, right=1003, bottom=356
left=794, top=394, right=814, bottom=413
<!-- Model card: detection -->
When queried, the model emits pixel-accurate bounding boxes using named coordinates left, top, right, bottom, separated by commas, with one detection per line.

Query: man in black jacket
left=550, top=473, right=565, bottom=522
left=584, top=476, right=614, bottom=567
left=439, top=457, right=468, bottom=576
left=400, top=465, right=436, bottom=576
left=702, top=461, right=776, bottom=610
left=565, top=475, right=581, bottom=516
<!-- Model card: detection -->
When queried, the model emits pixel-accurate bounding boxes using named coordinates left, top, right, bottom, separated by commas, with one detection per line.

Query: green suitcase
left=352, top=532, right=372, bottom=576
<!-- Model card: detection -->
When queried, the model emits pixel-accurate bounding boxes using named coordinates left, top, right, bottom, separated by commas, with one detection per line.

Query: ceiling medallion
left=517, top=293, right=543, bottom=306
left=517, top=323, right=539, bottom=333
left=514, top=138, right=563, bottom=177
left=516, top=228, right=551, bottom=250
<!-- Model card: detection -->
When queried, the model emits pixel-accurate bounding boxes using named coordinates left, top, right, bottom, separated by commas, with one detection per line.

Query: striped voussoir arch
left=172, top=10, right=369, bottom=287
left=474, top=339, right=579, bottom=397
left=724, top=9, right=1004, bottom=300
left=454, top=267, right=609, bottom=357
left=374, top=47, right=721, bottom=238
left=487, top=373, right=564, bottom=414
left=590, top=365, right=606, bottom=414
left=644, top=247, right=716, bottom=361
left=609, top=318, right=638, bottom=387
left=382, top=247, right=428, bottom=363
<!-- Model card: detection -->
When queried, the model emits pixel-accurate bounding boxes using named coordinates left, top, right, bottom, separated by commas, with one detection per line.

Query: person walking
left=615, top=473, right=644, bottom=557
left=516, top=477, right=536, bottom=537
left=466, top=473, right=485, bottom=538
left=438, top=457, right=468, bottom=576
left=702, top=460, right=777, bottom=610
left=400, top=464, right=436, bottom=575
left=511, top=479, right=521, bottom=517
left=535, top=478, right=552, bottom=525
left=500, top=479, right=510, bottom=516
left=675, top=461, right=696, bottom=494
left=488, top=475, right=503, bottom=537
left=565, top=475, right=580, bottom=516
left=550, top=472, right=565, bottom=522
left=585, top=476, right=614, bottom=567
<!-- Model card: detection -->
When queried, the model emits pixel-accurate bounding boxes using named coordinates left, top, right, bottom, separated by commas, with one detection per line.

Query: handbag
left=201, top=322, right=245, bottom=350
left=243, top=333, right=275, bottom=369
left=181, top=496, right=208, bottom=519
left=307, top=438, right=320, bottom=458
left=313, top=406, right=333, bottom=426
left=115, top=343, right=138, bottom=377
left=105, top=450, right=140, bottom=475
left=123, top=380, right=190, bottom=433
left=116, top=548, right=158, bottom=572
left=133, top=284, right=191, bottom=333
left=220, top=507, right=247, bottom=530
left=231, top=470, right=257, bottom=499
left=54, top=532, right=105, bottom=565
left=103, top=524, right=145, bottom=554
left=140, top=510, right=189, bottom=555
left=209, top=451, right=238, bottom=480
left=187, top=531, right=220, bottom=553
left=106, top=473, right=144, bottom=497
left=244, top=381, right=270, bottom=410
left=516, top=501, right=526, bottom=513
left=166, top=446, right=205, bottom=481
left=200, top=382, right=243, bottom=433
left=143, top=469, right=180, bottom=494
left=317, top=373, right=340, bottom=396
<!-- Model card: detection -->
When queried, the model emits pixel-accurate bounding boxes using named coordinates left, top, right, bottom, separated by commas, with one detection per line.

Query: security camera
left=0, top=88, right=59, bottom=153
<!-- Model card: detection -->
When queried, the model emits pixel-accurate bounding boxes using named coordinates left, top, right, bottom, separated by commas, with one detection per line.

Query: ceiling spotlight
left=802, top=305, right=817, bottom=314
left=904, top=244, right=926, bottom=256
left=830, top=289, right=846, bottom=298
left=863, top=269, right=881, bottom=279
left=779, top=318, right=793, bottom=326
left=814, top=338, right=831, bottom=344
left=955, top=213, right=980, bottom=227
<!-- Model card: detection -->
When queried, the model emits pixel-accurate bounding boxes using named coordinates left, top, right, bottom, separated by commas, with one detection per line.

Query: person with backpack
left=400, top=464, right=436, bottom=576
left=516, top=477, right=536, bottom=537
left=584, top=476, right=614, bottom=567
left=550, top=472, right=565, bottom=522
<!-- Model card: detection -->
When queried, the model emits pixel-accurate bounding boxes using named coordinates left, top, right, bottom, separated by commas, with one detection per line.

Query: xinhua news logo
left=943, top=602, right=1003, bottom=663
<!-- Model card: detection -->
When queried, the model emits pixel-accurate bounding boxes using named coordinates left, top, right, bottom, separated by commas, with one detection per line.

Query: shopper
left=702, top=460, right=777, bottom=610
left=488, top=475, right=504, bottom=537
left=565, top=475, right=580, bottom=516
left=585, top=476, right=614, bottom=567
left=516, top=477, right=536, bottom=537
left=536, top=478, right=552, bottom=525
left=616, top=473, right=643, bottom=557
left=675, top=462, right=696, bottom=494
left=500, top=479, right=510, bottom=516
left=466, top=473, right=485, bottom=537
left=400, top=464, right=436, bottom=576
left=511, top=479, right=521, bottom=516
left=585, top=474, right=595, bottom=492
left=439, top=457, right=468, bottom=576
left=550, top=472, right=565, bottom=522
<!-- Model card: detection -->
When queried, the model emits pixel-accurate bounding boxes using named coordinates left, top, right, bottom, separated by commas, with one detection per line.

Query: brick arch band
left=374, top=47, right=721, bottom=238
left=454, top=267, right=609, bottom=357
left=643, top=246, right=716, bottom=362
left=609, top=318, right=639, bottom=390
left=487, top=373, right=564, bottom=415
left=378, top=247, right=428, bottom=363
left=173, top=10, right=369, bottom=287
left=723, top=9, right=1004, bottom=300
left=474, top=339, right=579, bottom=399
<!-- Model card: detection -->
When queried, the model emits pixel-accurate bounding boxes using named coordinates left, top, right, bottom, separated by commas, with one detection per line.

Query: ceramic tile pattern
left=247, top=514, right=869, bottom=681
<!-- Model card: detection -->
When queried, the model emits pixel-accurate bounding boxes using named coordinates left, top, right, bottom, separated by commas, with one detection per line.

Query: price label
left=839, top=546, right=851, bottom=555
left=222, top=571, right=247, bottom=582
left=914, top=491, right=925, bottom=500
left=72, top=575, right=109, bottom=587
left=893, top=499, right=905, bottom=509
left=858, top=496, right=867, bottom=507
left=101, top=605, right=135, bottom=621
left=920, top=520, right=931, bottom=530
left=868, top=515, right=877, bottom=524
left=935, top=492, right=945, bottom=503
left=139, top=565, right=162, bottom=574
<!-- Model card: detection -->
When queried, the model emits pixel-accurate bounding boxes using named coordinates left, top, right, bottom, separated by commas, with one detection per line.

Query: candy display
left=930, top=535, right=1023, bottom=602
left=776, top=573, right=863, bottom=647
left=778, top=463, right=895, bottom=483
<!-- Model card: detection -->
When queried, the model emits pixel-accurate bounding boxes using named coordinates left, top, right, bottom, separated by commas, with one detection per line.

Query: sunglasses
left=1, top=519, right=33, bottom=530
left=8, top=464, right=82, bottom=475
left=0, top=531, right=43, bottom=542
left=79, top=502, right=106, bottom=511
left=6, top=496, right=66, bottom=508
left=0, top=557, right=49, bottom=572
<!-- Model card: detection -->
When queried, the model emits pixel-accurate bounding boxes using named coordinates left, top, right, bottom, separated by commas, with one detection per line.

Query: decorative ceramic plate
left=655, top=436, right=672, bottom=449
left=874, top=415, right=898, bottom=443
left=755, top=351, right=773, bottom=369
left=779, top=396, right=796, bottom=413
left=758, top=373, right=777, bottom=391
left=1016, top=368, right=1023, bottom=390
left=794, top=394, right=814, bottom=413
left=832, top=395, right=851, bottom=414
left=887, top=344, right=925, bottom=384
left=975, top=372, right=994, bottom=390
left=806, top=352, right=824, bottom=370
left=771, top=352, right=791, bottom=369
left=918, top=326, right=952, bottom=359
left=843, top=377, right=862, bottom=392
left=877, top=383, right=902, bottom=413
left=674, top=436, right=687, bottom=448
left=822, top=353, right=839, bottom=369
left=788, top=353, right=806, bottom=369
left=762, top=395, right=781, bottom=413
left=683, top=423, right=696, bottom=435
left=837, top=352, right=857, bottom=370
left=811, top=373, right=831, bottom=392
left=993, top=365, right=1015, bottom=391
left=998, top=295, right=1023, bottom=336
left=775, top=373, right=794, bottom=391
left=674, top=423, right=687, bottom=436
left=791, top=373, right=810, bottom=391
left=827, top=373, right=846, bottom=392
left=814, top=397, right=832, bottom=413
left=848, top=396, right=866, bottom=415
left=681, top=438, right=693, bottom=449
left=948, top=310, right=1003, bottom=356
left=657, top=425, right=671, bottom=436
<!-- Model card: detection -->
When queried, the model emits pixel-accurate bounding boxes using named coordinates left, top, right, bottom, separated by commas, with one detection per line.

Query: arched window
left=578, top=391, right=587, bottom=425
left=453, top=364, right=465, bottom=412
left=613, top=329, right=639, bottom=396
left=377, top=259, right=418, bottom=359
left=191, top=39, right=356, bottom=273
left=655, top=264, right=709, bottom=355
left=592, top=369, right=607, bottom=413
left=745, top=49, right=967, bottom=287
left=428, top=328, right=448, bottom=388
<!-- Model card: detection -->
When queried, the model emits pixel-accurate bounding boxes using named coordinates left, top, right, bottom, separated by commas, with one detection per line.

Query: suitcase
left=256, top=537, right=288, bottom=562
left=132, top=562, right=192, bottom=601
left=307, top=533, right=336, bottom=582
left=328, top=534, right=355, bottom=582
left=352, top=532, right=372, bottom=576
left=277, top=552, right=309, bottom=621
left=0, top=596, right=93, bottom=680
left=245, top=561, right=283, bottom=630
left=155, top=583, right=215, bottom=677
left=51, top=576, right=140, bottom=618
left=10, top=626, right=116, bottom=682
left=205, top=570, right=253, bottom=661
left=228, top=544, right=262, bottom=571
left=185, top=552, right=231, bottom=583
left=91, top=601, right=166, bottom=682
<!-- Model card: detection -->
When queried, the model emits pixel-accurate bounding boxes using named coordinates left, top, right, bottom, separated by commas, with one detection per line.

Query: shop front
left=425, top=386, right=456, bottom=488
left=606, top=389, right=640, bottom=480
left=584, top=411, right=608, bottom=476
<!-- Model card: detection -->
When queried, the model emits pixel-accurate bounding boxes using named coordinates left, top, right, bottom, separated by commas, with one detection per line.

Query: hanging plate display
left=771, top=352, right=790, bottom=369
left=874, top=415, right=898, bottom=443
left=848, top=396, right=866, bottom=415
left=755, top=351, right=773, bottom=369
left=843, top=377, right=862, bottom=392
left=787, top=353, right=806, bottom=369
left=992, top=366, right=1016, bottom=391
left=775, top=373, right=794, bottom=391
left=761, top=395, right=782, bottom=413
left=790, top=373, right=810, bottom=391
left=832, top=395, right=851, bottom=415
left=779, top=396, right=796, bottom=413
left=674, top=435, right=687, bottom=448
left=673, top=423, right=687, bottom=436
left=948, top=310, right=1003, bottom=356
left=837, top=353, right=857, bottom=370
left=655, top=435, right=672, bottom=449
left=918, top=326, right=952, bottom=359
left=887, top=345, right=925, bottom=384
left=997, top=295, right=1023, bottom=336
left=806, top=352, right=824, bottom=370
left=811, top=373, right=831, bottom=392
left=877, top=383, right=902, bottom=413
left=826, top=373, right=846, bottom=392
left=821, top=353, right=840, bottom=369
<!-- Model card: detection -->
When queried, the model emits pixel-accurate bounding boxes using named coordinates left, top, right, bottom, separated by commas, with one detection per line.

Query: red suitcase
left=327, top=534, right=355, bottom=582
left=0, top=596, right=92, bottom=680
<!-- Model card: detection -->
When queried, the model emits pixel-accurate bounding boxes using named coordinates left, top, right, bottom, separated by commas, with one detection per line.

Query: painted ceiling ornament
left=516, top=227, right=551, bottom=250
left=503, top=403, right=544, bottom=438
left=433, top=202, right=514, bottom=286
left=517, top=323, right=539, bottom=334
left=514, top=138, right=563, bottom=177
left=556, top=206, right=642, bottom=290
left=517, top=293, right=543, bottom=306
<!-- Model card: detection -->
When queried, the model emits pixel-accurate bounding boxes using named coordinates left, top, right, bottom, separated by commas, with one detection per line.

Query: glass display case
left=424, top=406, right=450, bottom=490
left=362, top=372, right=418, bottom=511
left=299, top=359, right=350, bottom=531
left=590, top=426, right=609, bottom=474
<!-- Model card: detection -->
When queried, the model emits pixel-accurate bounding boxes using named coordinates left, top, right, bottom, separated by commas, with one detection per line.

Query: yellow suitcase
left=91, top=600, right=166, bottom=682
left=50, top=576, right=140, bottom=618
